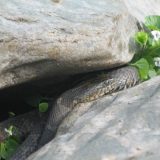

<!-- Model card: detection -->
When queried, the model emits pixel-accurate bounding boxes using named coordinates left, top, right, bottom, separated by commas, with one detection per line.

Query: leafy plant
left=24, top=95, right=49, bottom=113
left=145, top=15, right=160, bottom=30
left=130, top=15, right=160, bottom=80
left=38, top=102, right=48, bottom=113
left=0, top=137, right=19, bottom=160
left=8, top=112, right=15, bottom=118
left=0, top=100, right=49, bottom=160
left=131, top=58, right=149, bottom=80
left=134, top=31, right=148, bottom=47
left=0, top=126, right=21, bottom=160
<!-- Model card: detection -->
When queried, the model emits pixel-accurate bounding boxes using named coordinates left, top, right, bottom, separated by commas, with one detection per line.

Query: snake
left=0, top=65, right=140, bottom=160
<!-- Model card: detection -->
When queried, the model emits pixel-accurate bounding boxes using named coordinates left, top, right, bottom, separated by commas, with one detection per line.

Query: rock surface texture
left=124, top=0, right=160, bottom=21
left=28, top=76, right=160, bottom=160
left=1, top=0, right=160, bottom=160
left=0, top=0, right=139, bottom=89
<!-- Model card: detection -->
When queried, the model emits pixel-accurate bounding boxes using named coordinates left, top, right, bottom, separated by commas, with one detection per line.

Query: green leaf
left=5, top=138, right=19, bottom=159
left=0, top=137, right=20, bottom=160
left=157, top=68, right=160, bottom=75
left=0, top=125, right=21, bottom=159
left=0, top=142, right=7, bottom=159
left=38, top=102, right=48, bottom=113
left=151, top=39, right=160, bottom=47
left=145, top=15, right=160, bottom=30
left=148, top=43, right=160, bottom=57
left=131, top=58, right=149, bottom=80
left=134, top=32, right=148, bottom=46
left=145, top=56, right=155, bottom=67
left=148, top=68, right=157, bottom=78
left=8, top=112, right=15, bottom=118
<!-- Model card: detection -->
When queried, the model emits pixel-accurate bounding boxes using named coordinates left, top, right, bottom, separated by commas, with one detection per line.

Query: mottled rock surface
left=0, top=0, right=139, bottom=89
left=124, top=0, right=160, bottom=21
left=28, top=76, right=160, bottom=160
left=1, top=1, right=160, bottom=159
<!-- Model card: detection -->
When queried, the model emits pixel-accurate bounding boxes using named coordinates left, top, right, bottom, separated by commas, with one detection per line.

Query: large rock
left=124, top=0, right=160, bottom=22
left=0, top=0, right=139, bottom=89
left=28, top=76, right=160, bottom=160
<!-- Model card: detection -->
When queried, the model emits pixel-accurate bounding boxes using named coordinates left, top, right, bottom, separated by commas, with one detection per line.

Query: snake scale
left=0, top=66, right=140, bottom=160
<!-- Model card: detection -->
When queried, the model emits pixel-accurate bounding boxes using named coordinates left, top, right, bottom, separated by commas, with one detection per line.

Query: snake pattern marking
left=0, top=66, right=140, bottom=160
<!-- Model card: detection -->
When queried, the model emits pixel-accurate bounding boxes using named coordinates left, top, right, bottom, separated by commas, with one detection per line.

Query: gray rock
left=0, top=0, right=139, bottom=89
left=1, top=0, right=160, bottom=159
left=124, top=0, right=160, bottom=22
left=28, top=76, right=160, bottom=160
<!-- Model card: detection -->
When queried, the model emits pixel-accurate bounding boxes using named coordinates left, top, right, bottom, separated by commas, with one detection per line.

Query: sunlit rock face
left=124, top=0, right=160, bottom=22
left=0, top=0, right=139, bottom=89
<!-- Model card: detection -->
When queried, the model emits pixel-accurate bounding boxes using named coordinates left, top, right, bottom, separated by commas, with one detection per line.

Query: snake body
left=0, top=66, right=140, bottom=160
left=39, top=66, right=140, bottom=146
left=0, top=111, right=47, bottom=160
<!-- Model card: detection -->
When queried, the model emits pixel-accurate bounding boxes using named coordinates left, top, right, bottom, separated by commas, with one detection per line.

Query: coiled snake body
left=0, top=66, right=140, bottom=160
